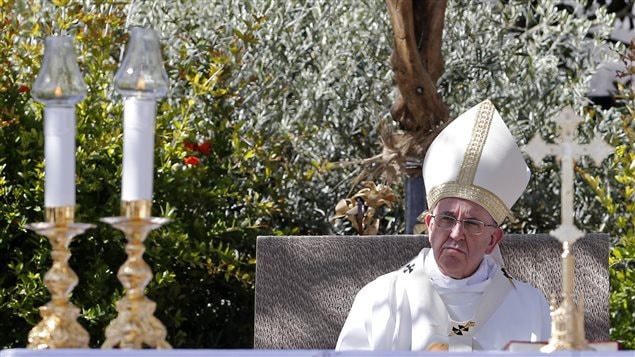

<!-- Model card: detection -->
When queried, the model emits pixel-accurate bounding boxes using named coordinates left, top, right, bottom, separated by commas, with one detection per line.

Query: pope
left=336, top=100, right=551, bottom=351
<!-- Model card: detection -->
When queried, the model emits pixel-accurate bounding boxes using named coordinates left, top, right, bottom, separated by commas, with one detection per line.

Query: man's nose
left=449, top=221, right=465, bottom=240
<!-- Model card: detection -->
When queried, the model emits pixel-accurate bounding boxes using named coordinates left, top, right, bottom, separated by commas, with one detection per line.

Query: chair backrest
left=253, top=234, right=609, bottom=349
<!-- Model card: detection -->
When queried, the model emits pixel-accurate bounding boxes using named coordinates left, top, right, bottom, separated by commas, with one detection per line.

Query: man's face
left=425, top=197, right=503, bottom=279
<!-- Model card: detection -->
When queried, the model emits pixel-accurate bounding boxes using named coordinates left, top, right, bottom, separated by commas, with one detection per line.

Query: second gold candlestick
left=101, top=200, right=171, bottom=349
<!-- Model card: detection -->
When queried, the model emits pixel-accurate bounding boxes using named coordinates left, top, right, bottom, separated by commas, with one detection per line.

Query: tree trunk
left=385, top=0, right=449, bottom=232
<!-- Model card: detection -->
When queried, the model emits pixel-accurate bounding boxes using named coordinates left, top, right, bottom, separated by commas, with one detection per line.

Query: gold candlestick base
left=540, top=295, right=592, bottom=352
left=101, top=200, right=171, bottom=349
left=26, top=206, right=93, bottom=349
left=541, top=241, right=592, bottom=352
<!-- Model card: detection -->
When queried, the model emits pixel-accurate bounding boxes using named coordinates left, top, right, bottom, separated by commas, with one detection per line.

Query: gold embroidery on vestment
left=450, top=321, right=476, bottom=336
left=458, top=101, right=493, bottom=185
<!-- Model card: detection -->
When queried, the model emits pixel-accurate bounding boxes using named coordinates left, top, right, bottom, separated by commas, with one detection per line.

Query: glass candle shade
left=32, top=36, right=87, bottom=106
left=114, top=27, right=169, bottom=99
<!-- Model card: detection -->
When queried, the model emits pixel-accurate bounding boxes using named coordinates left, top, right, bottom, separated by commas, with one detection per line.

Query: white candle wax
left=44, top=107, right=76, bottom=207
left=121, top=97, right=156, bottom=201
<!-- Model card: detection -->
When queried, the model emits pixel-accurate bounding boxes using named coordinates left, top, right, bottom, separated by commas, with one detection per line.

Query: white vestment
left=336, top=248, right=551, bottom=351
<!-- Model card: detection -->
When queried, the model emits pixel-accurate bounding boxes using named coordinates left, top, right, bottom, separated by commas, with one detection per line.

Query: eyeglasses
left=431, top=214, right=498, bottom=236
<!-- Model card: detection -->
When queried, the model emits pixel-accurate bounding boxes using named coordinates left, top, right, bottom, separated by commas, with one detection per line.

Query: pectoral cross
left=524, top=106, right=612, bottom=351
left=525, top=106, right=612, bottom=243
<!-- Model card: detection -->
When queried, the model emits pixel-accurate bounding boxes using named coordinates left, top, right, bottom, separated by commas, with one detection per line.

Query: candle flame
left=54, top=85, right=63, bottom=97
left=136, top=77, right=146, bottom=91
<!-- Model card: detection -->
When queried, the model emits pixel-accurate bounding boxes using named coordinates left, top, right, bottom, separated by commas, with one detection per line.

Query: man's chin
left=438, top=255, right=467, bottom=276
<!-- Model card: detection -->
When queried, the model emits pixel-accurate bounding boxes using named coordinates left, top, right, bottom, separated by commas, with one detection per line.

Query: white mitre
left=422, top=99, right=530, bottom=224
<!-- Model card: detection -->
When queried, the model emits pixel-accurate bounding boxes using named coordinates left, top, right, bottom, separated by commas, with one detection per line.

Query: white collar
left=425, top=249, right=498, bottom=293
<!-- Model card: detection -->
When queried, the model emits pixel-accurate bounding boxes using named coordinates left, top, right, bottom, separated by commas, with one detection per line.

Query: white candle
left=44, top=106, right=76, bottom=207
left=121, top=97, right=156, bottom=201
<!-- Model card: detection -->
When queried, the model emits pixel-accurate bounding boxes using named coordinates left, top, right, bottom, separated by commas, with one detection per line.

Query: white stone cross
left=525, top=106, right=612, bottom=243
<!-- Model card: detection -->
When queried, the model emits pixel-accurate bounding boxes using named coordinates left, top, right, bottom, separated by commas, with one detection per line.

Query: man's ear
left=485, top=228, right=504, bottom=254
left=424, top=212, right=432, bottom=227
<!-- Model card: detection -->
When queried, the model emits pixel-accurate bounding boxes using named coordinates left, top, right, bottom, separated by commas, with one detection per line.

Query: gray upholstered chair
left=253, top=234, right=609, bottom=349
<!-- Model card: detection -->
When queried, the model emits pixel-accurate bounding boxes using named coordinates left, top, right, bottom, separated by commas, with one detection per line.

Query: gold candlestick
left=101, top=200, right=171, bottom=349
left=26, top=206, right=93, bottom=349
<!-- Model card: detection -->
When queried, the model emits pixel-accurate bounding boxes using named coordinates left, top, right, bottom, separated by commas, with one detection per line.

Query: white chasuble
left=336, top=248, right=551, bottom=351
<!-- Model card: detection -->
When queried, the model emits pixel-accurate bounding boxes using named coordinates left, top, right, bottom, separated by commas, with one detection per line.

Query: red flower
left=196, top=140, right=211, bottom=156
left=18, top=85, right=30, bottom=93
left=184, top=156, right=200, bottom=166
left=184, top=139, right=196, bottom=151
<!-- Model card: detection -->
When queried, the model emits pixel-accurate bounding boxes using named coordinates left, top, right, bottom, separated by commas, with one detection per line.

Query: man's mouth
left=442, top=246, right=464, bottom=254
